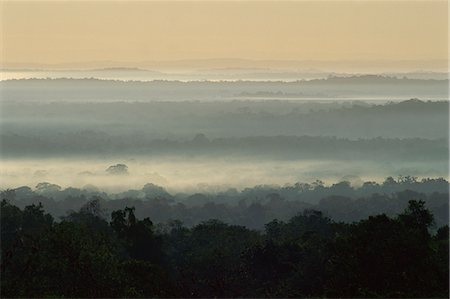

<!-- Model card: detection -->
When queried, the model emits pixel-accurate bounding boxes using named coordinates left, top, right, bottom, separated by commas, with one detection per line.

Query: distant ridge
left=3, top=58, right=448, bottom=72
left=1, top=75, right=448, bottom=84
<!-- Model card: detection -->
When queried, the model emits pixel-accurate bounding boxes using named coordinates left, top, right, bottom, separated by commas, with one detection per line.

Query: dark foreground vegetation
left=1, top=197, right=448, bottom=298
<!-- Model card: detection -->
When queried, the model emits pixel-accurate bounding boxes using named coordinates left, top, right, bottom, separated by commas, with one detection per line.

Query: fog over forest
left=1, top=76, right=448, bottom=195
left=2, top=0, right=449, bottom=296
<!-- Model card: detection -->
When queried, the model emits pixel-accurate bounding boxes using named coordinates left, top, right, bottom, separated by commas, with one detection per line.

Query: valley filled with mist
left=0, top=73, right=448, bottom=211
left=0, top=76, right=448, bottom=191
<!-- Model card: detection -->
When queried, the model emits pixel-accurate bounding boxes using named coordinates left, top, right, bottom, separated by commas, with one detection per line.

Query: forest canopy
left=1, top=196, right=448, bottom=298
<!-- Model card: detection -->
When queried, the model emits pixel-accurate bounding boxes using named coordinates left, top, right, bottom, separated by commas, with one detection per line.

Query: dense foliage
left=1, top=198, right=448, bottom=298
left=3, top=176, right=449, bottom=229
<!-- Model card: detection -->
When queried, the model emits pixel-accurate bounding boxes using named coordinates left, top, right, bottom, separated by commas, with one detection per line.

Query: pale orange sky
left=0, top=0, right=448, bottom=70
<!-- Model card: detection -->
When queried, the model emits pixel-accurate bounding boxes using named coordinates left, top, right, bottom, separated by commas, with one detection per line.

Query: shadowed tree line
left=2, top=177, right=449, bottom=229
left=1, top=197, right=448, bottom=298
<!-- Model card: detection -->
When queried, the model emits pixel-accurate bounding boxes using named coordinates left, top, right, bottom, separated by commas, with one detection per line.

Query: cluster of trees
left=1, top=198, right=448, bottom=298
left=3, top=177, right=449, bottom=228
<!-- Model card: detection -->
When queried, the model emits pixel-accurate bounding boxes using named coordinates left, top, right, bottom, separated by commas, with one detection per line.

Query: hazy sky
left=0, top=1, right=448, bottom=69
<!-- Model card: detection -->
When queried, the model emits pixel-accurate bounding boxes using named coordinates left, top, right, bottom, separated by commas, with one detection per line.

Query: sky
left=0, top=0, right=448, bottom=70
